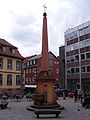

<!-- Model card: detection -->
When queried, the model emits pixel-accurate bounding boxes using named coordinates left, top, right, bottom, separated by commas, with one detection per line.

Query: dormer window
left=2, top=46, right=6, bottom=53
left=11, top=48, right=15, bottom=54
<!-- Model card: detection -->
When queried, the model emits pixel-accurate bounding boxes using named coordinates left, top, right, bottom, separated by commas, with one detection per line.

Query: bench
left=34, top=109, right=61, bottom=118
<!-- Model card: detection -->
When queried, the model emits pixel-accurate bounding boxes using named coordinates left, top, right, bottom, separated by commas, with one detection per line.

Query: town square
left=0, top=0, right=90, bottom=119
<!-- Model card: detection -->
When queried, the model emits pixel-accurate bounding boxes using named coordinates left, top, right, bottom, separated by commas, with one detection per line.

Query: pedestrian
left=80, top=89, right=83, bottom=103
left=63, top=91, right=66, bottom=100
left=74, top=90, right=77, bottom=102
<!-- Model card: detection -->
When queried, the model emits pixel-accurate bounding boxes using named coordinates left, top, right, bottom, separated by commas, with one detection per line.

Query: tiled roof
left=0, top=38, right=17, bottom=48
left=0, top=38, right=24, bottom=59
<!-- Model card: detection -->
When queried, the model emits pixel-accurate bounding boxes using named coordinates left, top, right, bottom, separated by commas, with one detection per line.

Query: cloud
left=0, top=0, right=90, bottom=57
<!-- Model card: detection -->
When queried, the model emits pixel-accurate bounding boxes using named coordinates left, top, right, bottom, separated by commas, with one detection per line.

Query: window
left=7, top=59, right=12, bottom=70
left=7, top=75, right=12, bottom=85
left=0, top=57, right=3, bottom=69
left=26, top=77, right=28, bottom=82
left=76, top=68, right=79, bottom=73
left=86, top=52, right=90, bottom=59
left=56, top=68, right=59, bottom=74
left=29, top=68, right=31, bottom=73
left=32, top=77, right=35, bottom=81
left=81, top=66, right=85, bottom=72
left=32, top=68, right=36, bottom=73
left=0, top=74, right=2, bottom=85
left=16, top=75, right=20, bottom=85
left=49, top=59, right=53, bottom=67
left=2, top=46, right=6, bottom=53
left=27, top=62, right=29, bottom=66
left=87, top=66, right=90, bottom=72
left=29, top=77, right=31, bottom=82
left=84, top=26, right=90, bottom=34
left=81, top=54, right=85, bottom=60
left=66, top=57, right=70, bottom=63
left=67, top=69, right=70, bottom=74
left=70, top=32, right=74, bottom=39
left=26, top=69, right=28, bottom=73
left=65, top=34, right=69, bottom=41
left=75, top=55, right=79, bottom=61
left=71, top=68, right=75, bottom=73
left=79, top=29, right=84, bottom=36
left=37, top=67, right=41, bottom=73
left=74, top=31, right=78, bottom=38
left=16, top=61, right=20, bottom=70
left=11, top=48, right=15, bottom=54
left=33, top=60, right=35, bottom=64
left=30, top=61, right=32, bottom=65
left=71, top=56, right=74, bottom=62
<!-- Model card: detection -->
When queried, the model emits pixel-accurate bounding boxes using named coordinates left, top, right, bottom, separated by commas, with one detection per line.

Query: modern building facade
left=23, top=51, right=60, bottom=93
left=0, top=38, right=23, bottom=96
left=59, top=45, right=65, bottom=89
left=65, top=20, right=90, bottom=91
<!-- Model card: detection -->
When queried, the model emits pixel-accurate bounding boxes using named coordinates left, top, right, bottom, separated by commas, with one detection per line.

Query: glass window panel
left=0, top=57, right=3, bottom=69
left=16, top=61, right=20, bottom=70
left=70, top=32, right=74, bottom=39
left=87, top=66, right=90, bottom=72
left=67, top=69, right=70, bottom=74
left=16, top=75, right=20, bottom=85
left=79, top=29, right=84, bottom=36
left=75, top=55, right=79, bottom=61
left=81, top=54, right=85, bottom=60
left=86, top=52, right=90, bottom=59
left=65, top=34, right=69, bottom=40
left=70, top=56, right=74, bottom=62
left=81, top=66, right=85, bottom=72
left=66, top=57, right=70, bottom=63
left=74, top=31, right=78, bottom=38
left=71, top=68, right=75, bottom=73
left=7, top=75, right=12, bottom=85
left=0, top=74, right=2, bottom=85
left=84, top=26, right=90, bottom=34
left=2, top=46, right=6, bottom=53
left=7, top=59, right=12, bottom=70
left=76, top=68, right=79, bottom=73
left=26, top=69, right=28, bottom=73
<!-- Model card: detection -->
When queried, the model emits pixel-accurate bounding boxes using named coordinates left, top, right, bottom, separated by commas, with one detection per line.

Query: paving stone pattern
left=0, top=97, right=90, bottom=120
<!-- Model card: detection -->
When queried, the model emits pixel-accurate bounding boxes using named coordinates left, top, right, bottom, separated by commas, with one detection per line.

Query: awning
left=25, top=85, right=37, bottom=88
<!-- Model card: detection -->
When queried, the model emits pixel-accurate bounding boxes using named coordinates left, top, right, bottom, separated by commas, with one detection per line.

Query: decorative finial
left=43, top=4, right=47, bottom=13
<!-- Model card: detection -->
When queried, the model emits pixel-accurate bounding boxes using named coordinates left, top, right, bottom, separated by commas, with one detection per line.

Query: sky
left=0, top=0, right=90, bottom=57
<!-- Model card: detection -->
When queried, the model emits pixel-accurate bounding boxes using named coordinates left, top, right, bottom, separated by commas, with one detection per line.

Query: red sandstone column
left=41, top=12, right=49, bottom=71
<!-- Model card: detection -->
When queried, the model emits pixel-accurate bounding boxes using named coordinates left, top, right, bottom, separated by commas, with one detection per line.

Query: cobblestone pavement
left=0, top=97, right=90, bottom=120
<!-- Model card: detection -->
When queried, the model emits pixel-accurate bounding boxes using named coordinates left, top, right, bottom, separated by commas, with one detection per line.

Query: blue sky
left=0, top=0, right=90, bottom=57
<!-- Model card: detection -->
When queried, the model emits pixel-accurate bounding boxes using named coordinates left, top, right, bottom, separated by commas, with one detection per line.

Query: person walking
left=74, top=90, right=78, bottom=103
